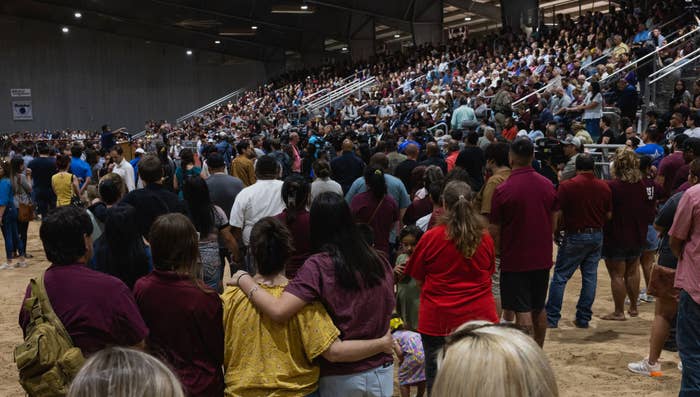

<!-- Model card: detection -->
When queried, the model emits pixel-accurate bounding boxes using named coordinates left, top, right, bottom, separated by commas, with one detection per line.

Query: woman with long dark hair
left=569, top=81, right=603, bottom=141
left=350, top=166, right=399, bottom=258
left=405, top=180, right=497, bottom=392
left=93, top=204, right=150, bottom=289
left=230, top=192, right=396, bottom=396
left=182, top=175, right=237, bottom=292
left=0, top=160, right=24, bottom=269
left=275, top=175, right=312, bottom=279
left=134, top=213, right=224, bottom=397
left=174, top=148, right=201, bottom=198
left=10, top=156, right=32, bottom=260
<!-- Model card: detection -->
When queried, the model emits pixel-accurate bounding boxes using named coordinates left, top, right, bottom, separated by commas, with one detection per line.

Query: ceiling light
left=271, top=4, right=315, bottom=13
left=214, top=40, right=221, bottom=44
left=341, top=47, right=348, bottom=51
left=74, top=12, right=82, bottom=19
left=464, top=17, right=472, bottom=21
left=186, top=50, right=193, bottom=55
left=300, top=4, right=309, bottom=10
left=251, top=25, right=258, bottom=30
left=394, top=34, right=400, bottom=38
left=61, top=26, right=69, bottom=33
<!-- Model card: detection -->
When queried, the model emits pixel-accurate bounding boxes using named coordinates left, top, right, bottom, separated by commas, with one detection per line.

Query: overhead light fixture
left=214, top=40, right=221, bottom=44
left=251, top=25, right=258, bottom=30
left=464, top=17, right=472, bottom=21
left=271, top=4, right=315, bottom=13
left=61, top=26, right=69, bottom=33
left=341, top=47, right=348, bottom=51
left=220, top=27, right=257, bottom=36
left=74, top=12, right=82, bottom=19
left=394, top=34, right=400, bottom=38
left=186, top=50, right=193, bottom=55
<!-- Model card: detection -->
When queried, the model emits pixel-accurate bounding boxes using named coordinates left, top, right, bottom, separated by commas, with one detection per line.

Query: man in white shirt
left=684, top=114, right=700, bottom=138
left=342, top=99, right=358, bottom=125
left=377, top=99, right=395, bottom=120
left=229, top=155, right=285, bottom=272
left=108, top=146, right=136, bottom=191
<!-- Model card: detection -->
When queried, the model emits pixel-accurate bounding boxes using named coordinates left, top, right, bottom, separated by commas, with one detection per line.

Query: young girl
left=391, top=315, right=426, bottom=397
left=395, top=226, right=423, bottom=331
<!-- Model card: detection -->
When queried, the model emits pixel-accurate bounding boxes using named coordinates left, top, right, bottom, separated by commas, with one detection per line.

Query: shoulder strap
left=29, top=275, right=75, bottom=345
left=368, top=195, right=386, bottom=224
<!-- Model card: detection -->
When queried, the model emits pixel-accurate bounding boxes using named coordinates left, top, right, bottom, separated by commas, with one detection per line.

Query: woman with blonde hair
left=404, top=180, right=497, bottom=392
left=432, top=321, right=558, bottom=397
left=68, top=347, right=185, bottom=397
left=602, top=148, right=656, bottom=321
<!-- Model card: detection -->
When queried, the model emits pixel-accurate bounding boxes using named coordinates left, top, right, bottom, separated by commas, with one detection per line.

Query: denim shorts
left=644, top=224, right=660, bottom=251
left=602, top=246, right=642, bottom=261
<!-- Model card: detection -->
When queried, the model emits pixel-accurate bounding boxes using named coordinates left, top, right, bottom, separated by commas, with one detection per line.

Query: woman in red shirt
left=501, top=117, right=518, bottom=141
left=405, top=180, right=497, bottom=393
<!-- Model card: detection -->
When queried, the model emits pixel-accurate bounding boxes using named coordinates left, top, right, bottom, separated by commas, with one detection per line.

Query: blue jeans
left=319, top=364, right=393, bottom=397
left=585, top=118, right=601, bottom=142
left=1, top=208, right=24, bottom=260
left=678, top=290, right=700, bottom=395
left=545, top=231, right=602, bottom=327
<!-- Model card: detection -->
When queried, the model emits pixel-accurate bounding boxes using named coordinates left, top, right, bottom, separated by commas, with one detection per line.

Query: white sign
left=10, top=88, right=31, bottom=97
left=12, top=101, right=33, bottom=121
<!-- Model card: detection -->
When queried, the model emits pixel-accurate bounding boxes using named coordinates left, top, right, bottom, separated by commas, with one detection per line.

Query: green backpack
left=15, top=276, right=85, bottom=397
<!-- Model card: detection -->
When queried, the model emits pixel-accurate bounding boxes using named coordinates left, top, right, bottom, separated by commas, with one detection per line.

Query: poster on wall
left=10, top=88, right=31, bottom=97
left=12, top=101, right=33, bottom=121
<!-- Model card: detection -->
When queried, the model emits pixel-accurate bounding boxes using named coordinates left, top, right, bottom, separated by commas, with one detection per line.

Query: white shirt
left=684, top=127, right=700, bottom=138
left=582, top=92, right=603, bottom=120
left=416, top=213, right=431, bottom=232
left=112, top=158, right=135, bottom=191
left=229, top=179, right=285, bottom=246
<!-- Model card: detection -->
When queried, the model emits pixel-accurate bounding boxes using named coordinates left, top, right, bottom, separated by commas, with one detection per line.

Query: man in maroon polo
left=490, top=138, right=558, bottom=347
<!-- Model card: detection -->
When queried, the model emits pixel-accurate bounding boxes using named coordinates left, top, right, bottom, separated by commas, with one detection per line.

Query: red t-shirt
left=557, top=173, right=612, bottom=231
left=502, top=126, right=518, bottom=141
left=658, top=151, right=685, bottom=197
left=275, top=209, right=312, bottom=279
left=490, top=167, right=559, bottom=272
left=350, top=191, right=399, bottom=257
left=405, top=225, right=497, bottom=336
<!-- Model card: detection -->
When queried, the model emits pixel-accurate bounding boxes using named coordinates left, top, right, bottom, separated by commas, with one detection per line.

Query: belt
left=565, top=228, right=602, bottom=234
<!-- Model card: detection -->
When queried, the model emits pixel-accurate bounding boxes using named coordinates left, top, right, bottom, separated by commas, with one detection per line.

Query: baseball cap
left=135, top=148, right=146, bottom=154
left=561, top=135, right=582, bottom=147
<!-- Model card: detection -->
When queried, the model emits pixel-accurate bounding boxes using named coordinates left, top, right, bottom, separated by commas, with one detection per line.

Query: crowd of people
left=5, top=0, right=700, bottom=396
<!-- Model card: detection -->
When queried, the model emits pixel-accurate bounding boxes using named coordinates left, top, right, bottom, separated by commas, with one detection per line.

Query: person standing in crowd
left=559, top=136, right=582, bottom=182
left=406, top=180, right=497, bottom=392
left=0, top=160, right=24, bottom=269
left=130, top=148, right=145, bottom=187
left=390, top=316, right=426, bottom=397
left=419, top=142, right=447, bottom=175
left=93, top=204, right=149, bottom=289
left=121, top=155, right=183, bottom=239
left=229, top=156, right=286, bottom=273
left=19, top=206, right=148, bottom=355
left=490, top=138, right=558, bottom=347
left=351, top=167, right=399, bottom=259
left=310, top=160, right=342, bottom=204
left=275, top=175, right=312, bottom=279
left=628, top=160, right=700, bottom=377
left=602, top=148, right=654, bottom=321
left=231, top=192, right=395, bottom=397
left=10, top=156, right=32, bottom=261
left=27, top=142, right=56, bottom=217
left=108, top=146, right=136, bottom=192
left=52, top=154, right=80, bottom=207
left=546, top=154, right=612, bottom=328
left=289, top=132, right=302, bottom=174
left=70, top=144, right=92, bottom=196
left=657, top=134, right=688, bottom=198
left=635, top=126, right=665, bottom=166
left=134, top=213, right=224, bottom=397
left=174, top=149, right=202, bottom=198
left=331, top=139, right=365, bottom=194
left=570, top=82, right=603, bottom=141
left=222, top=217, right=393, bottom=397
left=395, top=144, right=420, bottom=194
left=394, top=226, right=423, bottom=331
left=491, top=81, right=513, bottom=134
left=451, top=97, right=477, bottom=131
left=182, top=176, right=238, bottom=292
left=455, top=132, right=485, bottom=190
left=230, top=141, right=257, bottom=187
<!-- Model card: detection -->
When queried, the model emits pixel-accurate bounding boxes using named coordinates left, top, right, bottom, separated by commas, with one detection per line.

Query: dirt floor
left=0, top=222, right=681, bottom=396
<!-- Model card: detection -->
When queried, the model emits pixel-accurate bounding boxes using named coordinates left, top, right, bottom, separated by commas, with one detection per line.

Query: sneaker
left=628, top=358, right=663, bottom=377
left=573, top=319, right=589, bottom=329
left=0, top=263, right=11, bottom=270
left=639, top=289, right=655, bottom=303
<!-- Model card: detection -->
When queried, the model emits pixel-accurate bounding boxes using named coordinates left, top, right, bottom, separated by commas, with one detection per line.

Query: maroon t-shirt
left=133, top=271, right=224, bottom=397
left=403, top=196, right=433, bottom=225
left=604, top=180, right=655, bottom=250
left=558, top=173, right=612, bottom=231
left=490, top=167, right=559, bottom=272
left=275, top=209, right=312, bottom=279
left=285, top=252, right=395, bottom=376
left=19, top=264, right=148, bottom=356
left=658, top=151, right=685, bottom=197
left=350, top=191, right=399, bottom=257
left=672, top=163, right=690, bottom=193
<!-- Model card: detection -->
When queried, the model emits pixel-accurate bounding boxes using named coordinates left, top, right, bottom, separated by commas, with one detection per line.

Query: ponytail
left=281, top=175, right=310, bottom=225
left=439, top=181, right=485, bottom=258
left=364, top=166, right=387, bottom=200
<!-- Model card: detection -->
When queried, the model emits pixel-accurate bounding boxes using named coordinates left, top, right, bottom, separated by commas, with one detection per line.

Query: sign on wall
left=12, top=101, right=33, bottom=121
left=10, top=88, right=31, bottom=97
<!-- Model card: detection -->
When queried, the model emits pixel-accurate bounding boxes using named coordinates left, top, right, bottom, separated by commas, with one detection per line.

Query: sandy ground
left=0, top=221, right=680, bottom=396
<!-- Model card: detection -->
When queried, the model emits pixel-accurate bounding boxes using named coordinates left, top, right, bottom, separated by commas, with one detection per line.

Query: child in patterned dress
left=391, top=315, right=426, bottom=397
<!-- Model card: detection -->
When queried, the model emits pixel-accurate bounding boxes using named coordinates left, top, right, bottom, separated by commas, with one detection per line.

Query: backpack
left=15, top=276, right=85, bottom=397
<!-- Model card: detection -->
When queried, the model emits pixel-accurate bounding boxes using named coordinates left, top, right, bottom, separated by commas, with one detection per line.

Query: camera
left=535, top=137, right=567, bottom=166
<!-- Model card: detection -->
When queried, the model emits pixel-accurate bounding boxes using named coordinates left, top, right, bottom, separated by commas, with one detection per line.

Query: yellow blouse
left=221, top=284, right=339, bottom=397
left=51, top=172, right=74, bottom=207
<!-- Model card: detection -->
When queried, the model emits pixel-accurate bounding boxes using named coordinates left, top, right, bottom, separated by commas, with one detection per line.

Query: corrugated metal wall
left=0, top=16, right=267, bottom=133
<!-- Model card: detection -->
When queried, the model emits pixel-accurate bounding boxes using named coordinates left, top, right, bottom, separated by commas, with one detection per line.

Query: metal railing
left=304, top=76, right=377, bottom=113
left=584, top=143, right=625, bottom=180
left=175, top=88, right=246, bottom=124
left=649, top=51, right=700, bottom=85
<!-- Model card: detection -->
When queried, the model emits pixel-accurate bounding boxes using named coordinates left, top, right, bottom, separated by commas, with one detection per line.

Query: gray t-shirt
left=206, top=173, right=244, bottom=216
left=310, top=178, right=343, bottom=204
left=656, top=191, right=684, bottom=269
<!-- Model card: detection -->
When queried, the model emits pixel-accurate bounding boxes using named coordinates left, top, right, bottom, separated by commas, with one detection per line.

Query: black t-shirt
left=101, top=131, right=115, bottom=150
left=655, top=191, right=683, bottom=268
left=27, top=157, right=57, bottom=192
left=455, top=147, right=486, bottom=190
left=597, top=128, right=615, bottom=144
left=395, top=159, right=418, bottom=193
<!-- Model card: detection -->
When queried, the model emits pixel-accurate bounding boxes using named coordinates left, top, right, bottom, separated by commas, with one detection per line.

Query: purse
left=18, top=202, right=34, bottom=223
left=647, top=264, right=679, bottom=301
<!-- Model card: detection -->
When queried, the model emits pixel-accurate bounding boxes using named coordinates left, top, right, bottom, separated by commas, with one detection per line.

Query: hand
left=227, top=270, right=249, bottom=287
left=394, top=263, right=406, bottom=276
left=380, top=329, right=394, bottom=355
left=108, top=163, right=116, bottom=172
left=25, top=169, right=32, bottom=177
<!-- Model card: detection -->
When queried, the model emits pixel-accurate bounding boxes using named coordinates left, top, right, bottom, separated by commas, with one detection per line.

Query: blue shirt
left=70, top=157, right=92, bottom=188
left=635, top=143, right=665, bottom=166
left=130, top=157, right=141, bottom=183
left=0, top=178, right=13, bottom=208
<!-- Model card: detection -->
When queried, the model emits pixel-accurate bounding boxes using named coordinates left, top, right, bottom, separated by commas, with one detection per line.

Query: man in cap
left=560, top=136, right=583, bottom=182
